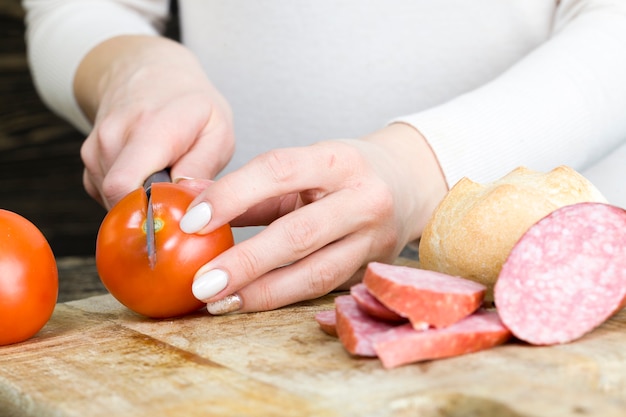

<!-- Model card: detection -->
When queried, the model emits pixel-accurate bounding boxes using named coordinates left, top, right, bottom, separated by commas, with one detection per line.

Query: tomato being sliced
left=0, top=209, right=58, bottom=346
left=96, top=183, right=234, bottom=318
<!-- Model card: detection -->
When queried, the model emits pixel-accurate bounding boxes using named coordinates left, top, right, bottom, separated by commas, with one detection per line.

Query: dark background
left=1, top=1, right=106, bottom=257
left=0, top=1, right=181, bottom=301
left=0, top=0, right=180, bottom=258
left=0, top=1, right=171, bottom=301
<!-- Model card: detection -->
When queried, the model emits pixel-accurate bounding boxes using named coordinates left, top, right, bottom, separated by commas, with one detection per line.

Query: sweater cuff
left=391, top=6, right=626, bottom=190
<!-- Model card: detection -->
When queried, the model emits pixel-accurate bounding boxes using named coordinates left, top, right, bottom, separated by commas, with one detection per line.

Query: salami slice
left=495, top=202, right=626, bottom=345
left=350, top=283, right=406, bottom=323
left=335, top=295, right=396, bottom=357
left=363, top=262, right=486, bottom=329
left=315, top=310, right=338, bottom=337
left=373, top=310, right=511, bottom=369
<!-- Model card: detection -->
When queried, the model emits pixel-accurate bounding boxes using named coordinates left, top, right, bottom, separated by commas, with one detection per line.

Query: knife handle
left=144, top=169, right=172, bottom=193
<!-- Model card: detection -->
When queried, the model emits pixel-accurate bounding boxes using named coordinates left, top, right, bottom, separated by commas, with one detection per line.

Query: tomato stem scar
left=142, top=218, right=164, bottom=234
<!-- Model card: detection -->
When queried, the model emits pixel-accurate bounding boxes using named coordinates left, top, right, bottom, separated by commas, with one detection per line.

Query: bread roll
left=418, top=166, right=606, bottom=298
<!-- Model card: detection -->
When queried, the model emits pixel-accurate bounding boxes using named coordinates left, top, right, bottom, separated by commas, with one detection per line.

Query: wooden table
left=2, top=258, right=626, bottom=417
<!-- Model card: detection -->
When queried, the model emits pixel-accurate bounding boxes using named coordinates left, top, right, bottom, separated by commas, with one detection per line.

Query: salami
left=373, top=309, right=511, bottom=369
left=315, top=310, right=338, bottom=337
left=495, top=202, right=626, bottom=345
left=350, top=283, right=406, bottom=323
left=363, top=262, right=486, bottom=329
left=335, top=295, right=396, bottom=357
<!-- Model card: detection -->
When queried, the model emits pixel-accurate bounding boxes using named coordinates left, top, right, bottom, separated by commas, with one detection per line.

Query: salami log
left=335, top=295, right=396, bottom=357
left=363, top=262, right=486, bottom=329
left=495, top=202, right=626, bottom=345
left=350, top=283, right=406, bottom=323
left=315, top=310, right=338, bottom=337
left=373, top=310, right=511, bottom=369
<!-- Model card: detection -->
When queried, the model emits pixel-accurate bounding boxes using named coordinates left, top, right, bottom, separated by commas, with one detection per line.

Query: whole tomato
left=0, top=209, right=58, bottom=346
left=96, top=183, right=234, bottom=318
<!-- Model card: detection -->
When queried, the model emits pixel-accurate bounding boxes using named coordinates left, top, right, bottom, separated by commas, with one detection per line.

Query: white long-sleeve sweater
left=22, top=0, right=626, bottom=206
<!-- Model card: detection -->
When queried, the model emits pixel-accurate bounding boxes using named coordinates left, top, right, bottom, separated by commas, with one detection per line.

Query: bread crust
left=418, top=166, right=606, bottom=298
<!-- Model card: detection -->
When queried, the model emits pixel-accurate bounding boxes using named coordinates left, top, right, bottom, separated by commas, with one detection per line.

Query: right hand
left=75, top=35, right=235, bottom=209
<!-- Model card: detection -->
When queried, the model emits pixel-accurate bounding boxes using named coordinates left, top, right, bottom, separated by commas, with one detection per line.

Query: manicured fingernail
left=207, top=294, right=242, bottom=315
left=192, top=269, right=228, bottom=301
left=173, top=176, right=195, bottom=183
left=180, top=202, right=212, bottom=233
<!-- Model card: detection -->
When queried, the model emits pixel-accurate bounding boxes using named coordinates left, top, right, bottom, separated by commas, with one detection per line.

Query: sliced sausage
left=315, top=310, right=338, bottom=337
left=350, top=283, right=406, bottom=323
left=363, top=262, right=486, bottom=329
left=335, top=295, right=396, bottom=357
left=373, top=309, right=511, bottom=368
left=495, top=202, right=626, bottom=345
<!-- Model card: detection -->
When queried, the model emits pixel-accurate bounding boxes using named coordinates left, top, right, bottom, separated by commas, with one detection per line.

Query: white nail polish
left=192, top=269, right=228, bottom=301
left=180, top=202, right=212, bottom=233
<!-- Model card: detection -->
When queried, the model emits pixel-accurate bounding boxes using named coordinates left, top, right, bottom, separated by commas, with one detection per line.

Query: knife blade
left=144, top=169, right=172, bottom=269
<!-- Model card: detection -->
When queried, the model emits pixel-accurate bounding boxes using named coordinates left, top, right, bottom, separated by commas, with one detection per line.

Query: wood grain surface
left=56, top=257, right=107, bottom=303
left=2, top=258, right=626, bottom=417
left=3, top=6, right=626, bottom=415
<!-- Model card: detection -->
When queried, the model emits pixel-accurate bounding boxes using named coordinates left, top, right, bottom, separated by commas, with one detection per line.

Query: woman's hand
left=75, top=35, right=234, bottom=209
left=179, top=123, right=448, bottom=313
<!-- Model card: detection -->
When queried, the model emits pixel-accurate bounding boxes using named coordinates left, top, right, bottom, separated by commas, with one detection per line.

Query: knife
left=143, top=169, right=172, bottom=269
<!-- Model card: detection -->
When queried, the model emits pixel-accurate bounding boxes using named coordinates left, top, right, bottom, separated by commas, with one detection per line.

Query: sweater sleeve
left=393, top=0, right=626, bottom=189
left=22, top=0, right=170, bottom=134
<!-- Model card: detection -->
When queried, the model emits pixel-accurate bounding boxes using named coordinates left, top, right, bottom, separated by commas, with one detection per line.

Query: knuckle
left=79, top=136, right=94, bottom=165
left=377, top=226, right=400, bottom=255
left=258, top=149, right=297, bottom=184
left=283, top=216, right=318, bottom=255
left=327, top=141, right=363, bottom=171
left=362, top=180, right=395, bottom=221
left=304, top=260, right=342, bottom=297
left=356, top=182, right=400, bottom=255
left=94, top=115, right=125, bottom=146
left=218, top=132, right=236, bottom=160
left=100, top=173, right=131, bottom=206
left=233, top=244, right=265, bottom=281
left=254, top=280, right=276, bottom=312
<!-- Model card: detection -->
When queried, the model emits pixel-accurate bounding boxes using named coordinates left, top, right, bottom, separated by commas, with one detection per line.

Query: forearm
left=22, top=0, right=168, bottom=133
left=74, top=35, right=207, bottom=122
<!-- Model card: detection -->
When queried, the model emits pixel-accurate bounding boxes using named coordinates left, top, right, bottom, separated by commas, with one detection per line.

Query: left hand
left=179, top=123, right=448, bottom=313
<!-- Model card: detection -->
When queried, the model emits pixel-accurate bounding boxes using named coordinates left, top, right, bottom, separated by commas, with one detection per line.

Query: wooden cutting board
left=2, top=260, right=626, bottom=417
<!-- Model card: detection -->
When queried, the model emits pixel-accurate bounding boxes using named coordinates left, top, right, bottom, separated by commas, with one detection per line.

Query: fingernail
left=192, top=269, right=228, bottom=301
left=180, top=202, right=212, bottom=233
left=173, top=176, right=195, bottom=183
left=207, top=294, right=243, bottom=315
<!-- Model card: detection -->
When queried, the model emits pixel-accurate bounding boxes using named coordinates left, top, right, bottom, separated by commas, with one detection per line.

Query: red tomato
left=0, top=210, right=58, bottom=346
left=96, top=183, right=234, bottom=318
